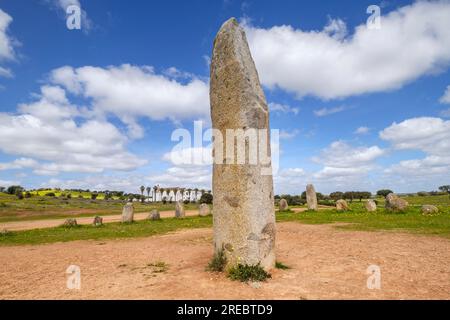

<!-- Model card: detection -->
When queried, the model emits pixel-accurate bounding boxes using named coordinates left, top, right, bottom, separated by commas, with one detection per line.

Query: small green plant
left=207, top=247, right=227, bottom=272
left=147, top=261, right=169, bottom=273
left=0, top=202, right=7, bottom=208
left=0, top=229, right=12, bottom=237
left=228, top=263, right=271, bottom=282
left=275, top=261, right=290, bottom=270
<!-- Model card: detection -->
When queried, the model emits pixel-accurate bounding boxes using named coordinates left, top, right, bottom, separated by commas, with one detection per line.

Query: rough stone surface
left=199, top=204, right=211, bottom=217
left=421, top=205, right=439, bottom=215
left=365, top=200, right=377, bottom=212
left=306, top=184, right=318, bottom=211
left=210, top=18, right=276, bottom=271
left=122, top=203, right=134, bottom=223
left=62, top=218, right=77, bottom=228
left=336, top=199, right=350, bottom=211
left=385, top=193, right=409, bottom=212
left=279, top=199, right=288, bottom=211
left=175, top=201, right=185, bottom=218
left=93, top=216, right=103, bottom=226
left=149, top=210, right=161, bottom=220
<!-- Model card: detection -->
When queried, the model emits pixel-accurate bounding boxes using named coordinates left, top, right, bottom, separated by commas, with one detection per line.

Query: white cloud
left=245, top=1, right=450, bottom=99
left=313, top=106, right=346, bottom=117
left=0, top=158, right=38, bottom=171
left=0, top=179, right=20, bottom=187
left=354, top=126, right=370, bottom=134
left=0, top=9, right=16, bottom=78
left=50, top=65, right=210, bottom=132
left=42, top=174, right=146, bottom=193
left=380, top=117, right=450, bottom=156
left=440, top=108, right=450, bottom=117
left=380, top=117, right=450, bottom=177
left=311, top=141, right=384, bottom=182
left=162, top=147, right=212, bottom=167
left=440, top=85, right=450, bottom=104
left=0, top=85, right=147, bottom=176
left=279, top=129, right=300, bottom=140
left=268, top=102, right=299, bottom=115
left=148, top=166, right=211, bottom=189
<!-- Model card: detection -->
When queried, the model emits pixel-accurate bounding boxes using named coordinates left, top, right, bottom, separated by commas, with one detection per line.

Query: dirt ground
left=0, top=222, right=449, bottom=300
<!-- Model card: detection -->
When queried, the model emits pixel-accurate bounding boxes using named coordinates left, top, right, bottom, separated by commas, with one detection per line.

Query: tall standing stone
left=306, top=184, right=318, bottom=211
left=122, top=202, right=134, bottom=223
left=279, top=199, right=288, bottom=211
left=210, top=18, right=276, bottom=271
left=175, top=201, right=185, bottom=218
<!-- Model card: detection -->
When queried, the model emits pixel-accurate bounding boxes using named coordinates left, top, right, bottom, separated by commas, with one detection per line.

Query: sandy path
left=0, top=222, right=448, bottom=300
left=0, top=210, right=200, bottom=231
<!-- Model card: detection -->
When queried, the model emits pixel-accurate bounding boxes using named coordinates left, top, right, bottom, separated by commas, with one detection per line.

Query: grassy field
left=1, top=200, right=449, bottom=246
left=0, top=192, right=199, bottom=223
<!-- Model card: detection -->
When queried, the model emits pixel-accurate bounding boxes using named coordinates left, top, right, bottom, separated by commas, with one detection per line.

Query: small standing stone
left=365, top=200, right=377, bottom=212
left=279, top=199, right=288, bottom=211
left=148, top=209, right=161, bottom=220
left=199, top=204, right=211, bottom=217
left=421, top=205, right=439, bottom=215
left=336, top=199, right=349, bottom=211
left=175, top=201, right=185, bottom=218
left=306, top=184, right=318, bottom=211
left=122, top=202, right=134, bottom=223
left=93, top=216, right=103, bottom=226
left=385, top=193, right=408, bottom=212
left=62, top=218, right=78, bottom=227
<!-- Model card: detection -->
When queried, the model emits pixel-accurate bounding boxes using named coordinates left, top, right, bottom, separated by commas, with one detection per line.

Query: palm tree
left=194, top=188, right=199, bottom=201
left=140, top=186, right=145, bottom=203
left=153, top=185, right=159, bottom=202
left=146, top=186, right=151, bottom=201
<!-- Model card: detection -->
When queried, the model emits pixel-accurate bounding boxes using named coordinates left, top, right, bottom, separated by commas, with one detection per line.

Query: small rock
left=62, top=218, right=78, bottom=228
left=122, top=202, right=134, bottom=223
left=249, top=281, right=262, bottom=289
left=148, top=209, right=161, bottom=220
left=385, top=193, right=408, bottom=212
left=175, top=201, right=185, bottom=218
left=279, top=199, right=288, bottom=211
left=421, top=205, right=439, bottom=215
left=93, top=216, right=103, bottom=226
left=365, top=200, right=377, bottom=212
left=199, top=204, right=211, bottom=217
left=336, top=199, right=349, bottom=211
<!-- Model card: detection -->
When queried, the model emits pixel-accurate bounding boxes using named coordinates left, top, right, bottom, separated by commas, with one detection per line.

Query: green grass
left=275, top=261, right=290, bottom=270
left=0, top=215, right=212, bottom=246
left=374, top=194, right=450, bottom=206
left=207, top=247, right=227, bottom=272
left=277, top=203, right=450, bottom=237
left=228, top=264, right=272, bottom=282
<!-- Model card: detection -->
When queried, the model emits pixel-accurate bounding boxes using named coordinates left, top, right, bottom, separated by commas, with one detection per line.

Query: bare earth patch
left=0, top=222, right=449, bottom=299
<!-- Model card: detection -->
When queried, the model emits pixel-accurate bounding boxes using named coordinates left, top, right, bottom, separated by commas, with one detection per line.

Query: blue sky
left=0, top=0, right=449, bottom=194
